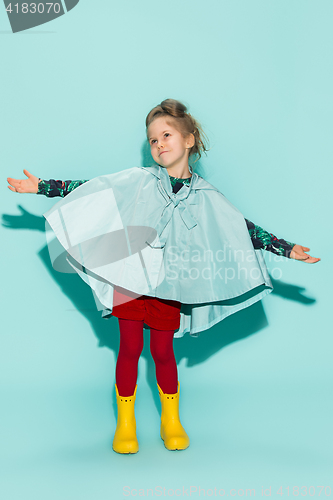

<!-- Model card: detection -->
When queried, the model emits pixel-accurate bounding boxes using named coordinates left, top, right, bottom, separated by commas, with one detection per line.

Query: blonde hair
left=145, top=99, right=209, bottom=162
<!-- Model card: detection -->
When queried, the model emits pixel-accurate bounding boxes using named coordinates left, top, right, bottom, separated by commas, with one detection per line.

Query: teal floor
left=1, top=355, right=332, bottom=499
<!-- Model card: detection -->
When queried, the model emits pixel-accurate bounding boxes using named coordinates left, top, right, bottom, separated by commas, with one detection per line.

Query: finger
left=7, top=177, right=18, bottom=186
left=23, top=169, right=31, bottom=178
left=293, top=253, right=310, bottom=261
left=299, top=253, right=320, bottom=262
left=303, top=257, right=321, bottom=264
left=7, top=178, right=20, bottom=188
left=291, top=251, right=320, bottom=263
left=301, top=246, right=310, bottom=251
left=8, top=185, right=17, bottom=192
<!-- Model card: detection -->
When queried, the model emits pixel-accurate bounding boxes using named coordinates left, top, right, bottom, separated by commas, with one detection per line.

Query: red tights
left=115, top=318, right=178, bottom=397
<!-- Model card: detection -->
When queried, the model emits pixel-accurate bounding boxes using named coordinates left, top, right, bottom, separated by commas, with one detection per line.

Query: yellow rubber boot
left=157, top=381, right=190, bottom=451
left=112, top=384, right=139, bottom=454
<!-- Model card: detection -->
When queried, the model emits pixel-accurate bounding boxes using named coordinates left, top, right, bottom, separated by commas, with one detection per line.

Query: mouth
left=159, top=151, right=168, bottom=156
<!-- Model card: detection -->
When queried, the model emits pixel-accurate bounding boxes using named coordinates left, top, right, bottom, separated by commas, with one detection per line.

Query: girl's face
left=147, top=117, right=194, bottom=171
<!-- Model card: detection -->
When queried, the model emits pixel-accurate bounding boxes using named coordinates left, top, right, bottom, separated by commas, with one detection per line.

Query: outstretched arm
left=37, top=178, right=89, bottom=197
left=245, top=218, right=320, bottom=264
left=7, top=169, right=89, bottom=197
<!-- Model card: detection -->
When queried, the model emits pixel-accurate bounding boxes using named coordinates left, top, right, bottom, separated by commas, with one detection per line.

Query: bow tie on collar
left=145, top=174, right=198, bottom=249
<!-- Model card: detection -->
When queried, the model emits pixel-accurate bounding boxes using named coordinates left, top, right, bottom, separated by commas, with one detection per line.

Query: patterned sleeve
left=37, top=179, right=89, bottom=197
left=245, top=218, right=296, bottom=258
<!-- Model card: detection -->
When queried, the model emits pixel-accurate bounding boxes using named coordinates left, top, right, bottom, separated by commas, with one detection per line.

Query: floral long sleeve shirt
left=37, top=175, right=296, bottom=258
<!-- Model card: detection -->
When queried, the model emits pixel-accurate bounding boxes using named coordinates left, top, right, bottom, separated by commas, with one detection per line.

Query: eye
left=164, top=133, right=170, bottom=137
left=150, top=139, right=157, bottom=145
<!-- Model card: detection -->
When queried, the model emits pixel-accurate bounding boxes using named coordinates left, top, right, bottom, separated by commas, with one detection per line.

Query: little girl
left=7, top=99, right=320, bottom=455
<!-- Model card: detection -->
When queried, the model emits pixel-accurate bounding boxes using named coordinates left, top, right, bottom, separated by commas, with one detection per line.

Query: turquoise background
left=1, top=0, right=331, bottom=498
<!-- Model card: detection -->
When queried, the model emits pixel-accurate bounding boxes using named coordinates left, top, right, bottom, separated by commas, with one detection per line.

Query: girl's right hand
left=7, top=169, right=40, bottom=194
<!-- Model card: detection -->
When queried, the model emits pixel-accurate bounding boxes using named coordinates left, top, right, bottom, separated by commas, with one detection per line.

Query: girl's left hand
left=290, top=245, right=321, bottom=263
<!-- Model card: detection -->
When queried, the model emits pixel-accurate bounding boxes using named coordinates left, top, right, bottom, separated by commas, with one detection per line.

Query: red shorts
left=112, top=286, right=181, bottom=331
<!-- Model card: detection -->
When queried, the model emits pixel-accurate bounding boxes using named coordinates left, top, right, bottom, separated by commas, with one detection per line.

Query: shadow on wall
left=2, top=199, right=316, bottom=423
left=35, top=230, right=315, bottom=369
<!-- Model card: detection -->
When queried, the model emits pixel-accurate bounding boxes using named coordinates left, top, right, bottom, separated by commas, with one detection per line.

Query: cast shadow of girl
left=2, top=148, right=317, bottom=433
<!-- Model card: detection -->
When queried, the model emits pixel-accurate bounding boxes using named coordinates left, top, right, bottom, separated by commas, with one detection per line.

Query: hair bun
left=160, top=99, right=187, bottom=118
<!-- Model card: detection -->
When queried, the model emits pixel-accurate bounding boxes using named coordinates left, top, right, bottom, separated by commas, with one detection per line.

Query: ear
left=186, top=133, right=195, bottom=149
